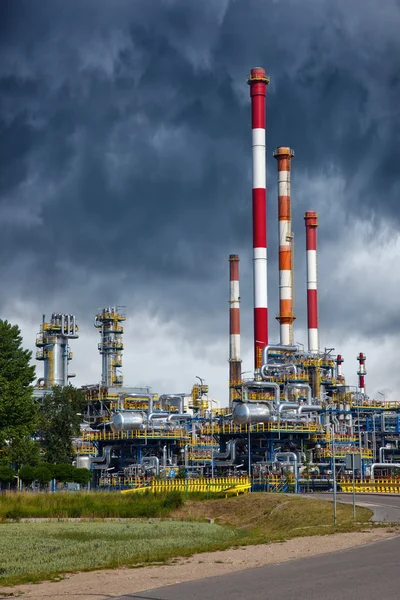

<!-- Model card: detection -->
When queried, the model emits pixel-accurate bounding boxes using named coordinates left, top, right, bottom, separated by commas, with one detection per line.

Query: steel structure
left=248, top=67, right=270, bottom=370
left=229, top=254, right=241, bottom=406
left=36, top=313, right=78, bottom=388
left=274, top=147, right=295, bottom=345
left=94, top=306, right=125, bottom=387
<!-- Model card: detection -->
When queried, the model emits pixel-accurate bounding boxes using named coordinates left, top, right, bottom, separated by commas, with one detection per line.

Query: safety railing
left=339, top=478, right=400, bottom=493
left=121, top=476, right=251, bottom=495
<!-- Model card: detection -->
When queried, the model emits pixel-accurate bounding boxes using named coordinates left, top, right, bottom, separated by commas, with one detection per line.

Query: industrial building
left=34, top=67, right=400, bottom=492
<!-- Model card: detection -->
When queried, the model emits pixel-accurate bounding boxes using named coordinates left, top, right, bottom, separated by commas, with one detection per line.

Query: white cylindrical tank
left=111, top=412, right=145, bottom=432
left=75, top=456, right=91, bottom=470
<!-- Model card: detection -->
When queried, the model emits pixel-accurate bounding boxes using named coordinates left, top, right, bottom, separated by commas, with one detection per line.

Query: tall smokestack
left=336, top=354, right=344, bottom=381
left=247, top=67, right=270, bottom=370
left=229, top=254, right=241, bottom=406
left=274, top=147, right=295, bottom=345
left=357, top=353, right=366, bottom=394
left=304, top=211, right=319, bottom=353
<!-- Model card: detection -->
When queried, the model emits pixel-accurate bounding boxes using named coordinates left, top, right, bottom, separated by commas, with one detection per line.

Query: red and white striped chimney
left=357, top=353, right=366, bottom=394
left=304, top=211, right=319, bottom=353
left=247, top=67, right=270, bottom=370
left=274, top=147, right=295, bottom=346
left=336, top=354, right=344, bottom=381
left=229, top=254, right=241, bottom=406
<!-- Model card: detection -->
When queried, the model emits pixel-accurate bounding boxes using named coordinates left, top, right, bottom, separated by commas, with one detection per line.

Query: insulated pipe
left=274, top=147, right=295, bottom=346
left=274, top=451, right=298, bottom=492
left=242, top=380, right=280, bottom=405
left=141, top=456, right=160, bottom=476
left=379, top=447, right=390, bottom=463
left=158, top=394, right=184, bottom=414
left=148, top=412, right=169, bottom=421
left=261, top=344, right=298, bottom=366
left=285, top=383, right=312, bottom=404
left=370, top=463, right=400, bottom=480
left=297, top=404, right=323, bottom=414
left=91, top=446, right=112, bottom=470
left=304, top=211, right=319, bottom=353
left=260, top=363, right=297, bottom=380
left=229, top=254, right=242, bottom=405
left=247, top=67, right=270, bottom=369
left=167, top=414, right=191, bottom=422
left=357, top=352, right=367, bottom=394
left=119, top=393, right=153, bottom=413
left=277, top=402, right=298, bottom=413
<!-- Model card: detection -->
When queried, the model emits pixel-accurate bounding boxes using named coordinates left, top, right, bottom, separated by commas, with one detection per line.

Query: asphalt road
left=114, top=535, right=400, bottom=600
left=312, top=493, right=400, bottom=522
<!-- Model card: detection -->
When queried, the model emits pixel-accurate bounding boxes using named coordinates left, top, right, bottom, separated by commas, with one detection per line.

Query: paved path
left=309, top=493, right=400, bottom=522
left=114, top=535, right=400, bottom=599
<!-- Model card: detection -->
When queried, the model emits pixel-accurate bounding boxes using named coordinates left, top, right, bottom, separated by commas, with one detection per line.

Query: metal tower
left=36, top=313, right=79, bottom=388
left=94, top=306, right=125, bottom=388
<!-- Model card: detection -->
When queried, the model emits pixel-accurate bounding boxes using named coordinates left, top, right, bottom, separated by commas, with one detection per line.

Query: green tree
left=0, top=466, right=16, bottom=489
left=73, top=468, right=92, bottom=486
left=37, top=386, right=85, bottom=464
left=53, top=463, right=76, bottom=483
left=34, top=465, right=52, bottom=488
left=0, top=320, right=37, bottom=468
left=19, top=464, right=36, bottom=486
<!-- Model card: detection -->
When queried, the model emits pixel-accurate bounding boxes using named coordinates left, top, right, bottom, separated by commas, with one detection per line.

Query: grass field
left=0, top=520, right=237, bottom=586
left=0, top=492, right=373, bottom=587
left=0, top=491, right=184, bottom=519
left=171, top=492, right=373, bottom=542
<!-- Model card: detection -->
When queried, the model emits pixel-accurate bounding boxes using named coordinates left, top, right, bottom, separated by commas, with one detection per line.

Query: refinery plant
left=34, top=67, right=400, bottom=492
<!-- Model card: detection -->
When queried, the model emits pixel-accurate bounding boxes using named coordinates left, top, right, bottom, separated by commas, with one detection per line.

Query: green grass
left=172, top=493, right=374, bottom=543
left=0, top=491, right=184, bottom=520
left=0, top=520, right=237, bottom=587
left=0, top=492, right=375, bottom=588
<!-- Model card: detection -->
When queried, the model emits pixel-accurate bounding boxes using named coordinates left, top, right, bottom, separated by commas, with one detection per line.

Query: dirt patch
left=0, top=528, right=397, bottom=600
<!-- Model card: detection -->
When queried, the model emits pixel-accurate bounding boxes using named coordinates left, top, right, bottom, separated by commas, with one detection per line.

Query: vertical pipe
left=357, top=352, right=366, bottom=394
left=274, top=147, right=295, bottom=345
left=304, top=211, right=319, bottom=353
left=229, top=254, right=242, bottom=406
left=247, top=67, right=270, bottom=370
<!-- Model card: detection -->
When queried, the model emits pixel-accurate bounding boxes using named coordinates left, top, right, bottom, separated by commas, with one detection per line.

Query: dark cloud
left=0, top=0, right=399, bottom=356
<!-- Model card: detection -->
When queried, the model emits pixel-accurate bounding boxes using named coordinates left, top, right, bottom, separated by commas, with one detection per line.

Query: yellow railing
left=340, top=478, right=400, bottom=493
left=321, top=448, right=373, bottom=458
left=121, top=477, right=251, bottom=495
left=82, top=429, right=192, bottom=441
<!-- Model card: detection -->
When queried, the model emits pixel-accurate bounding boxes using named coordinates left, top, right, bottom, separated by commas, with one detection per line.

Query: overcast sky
left=1, top=0, right=400, bottom=405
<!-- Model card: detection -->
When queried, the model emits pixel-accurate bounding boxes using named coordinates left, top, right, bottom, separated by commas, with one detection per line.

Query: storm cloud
left=1, top=0, right=400, bottom=402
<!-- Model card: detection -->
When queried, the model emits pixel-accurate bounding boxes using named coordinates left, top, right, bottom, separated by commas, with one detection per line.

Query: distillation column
left=229, top=254, right=242, bottom=406
left=36, top=314, right=79, bottom=387
left=274, top=147, right=295, bottom=345
left=357, top=353, right=366, bottom=395
left=94, top=307, right=125, bottom=388
left=304, top=211, right=319, bottom=353
left=247, top=67, right=270, bottom=370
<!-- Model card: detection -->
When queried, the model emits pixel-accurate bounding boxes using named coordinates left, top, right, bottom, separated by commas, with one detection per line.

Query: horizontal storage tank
left=111, top=412, right=145, bottom=432
left=232, top=402, right=271, bottom=424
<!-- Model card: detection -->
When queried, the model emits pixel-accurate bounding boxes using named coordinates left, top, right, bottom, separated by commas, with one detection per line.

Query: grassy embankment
left=0, top=492, right=373, bottom=587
